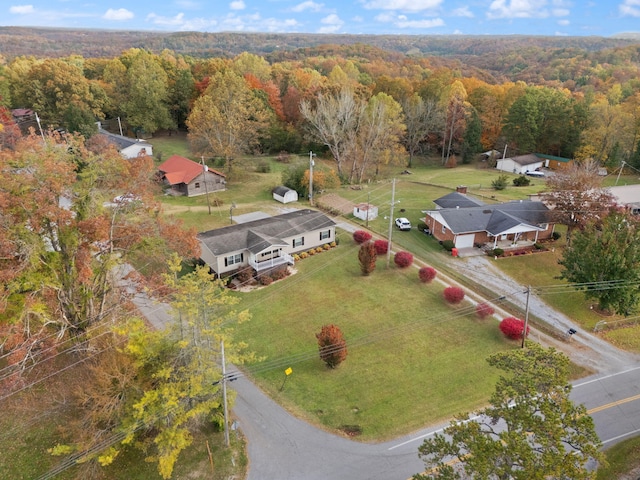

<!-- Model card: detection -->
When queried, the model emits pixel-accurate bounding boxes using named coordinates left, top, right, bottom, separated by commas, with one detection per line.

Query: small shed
left=273, top=186, right=299, bottom=204
left=353, top=203, right=378, bottom=221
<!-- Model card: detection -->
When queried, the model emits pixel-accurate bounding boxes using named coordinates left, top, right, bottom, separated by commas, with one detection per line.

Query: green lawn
left=232, top=231, right=516, bottom=440
left=597, top=436, right=640, bottom=479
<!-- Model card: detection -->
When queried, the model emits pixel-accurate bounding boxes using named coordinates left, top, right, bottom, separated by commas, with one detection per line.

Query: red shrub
left=499, top=317, right=530, bottom=340
left=475, top=302, right=495, bottom=319
left=316, top=324, right=348, bottom=368
left=353, top=230, right=372, bottom=244
left=443, top=286, right=465, bottom=304
left=394, top=251, right=414, bottom=268
left=418, top=266, right=437, bottom=283
left=373, top=239, right=389, bottom=254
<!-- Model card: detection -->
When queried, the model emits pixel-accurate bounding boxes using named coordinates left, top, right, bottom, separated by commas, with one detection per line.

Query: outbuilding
left=272, top=186, right=299, bottom=204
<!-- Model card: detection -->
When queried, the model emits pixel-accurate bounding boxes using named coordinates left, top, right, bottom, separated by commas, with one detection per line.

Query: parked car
left=395, top=217, right=412, bottom=231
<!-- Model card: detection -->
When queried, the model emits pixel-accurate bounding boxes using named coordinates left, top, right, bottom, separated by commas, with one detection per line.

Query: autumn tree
left=544, top=159, right=615, bottom=245
left=559, top=209, right=640, bottom=315
left=401, top=93, right=443, bottom=167
left=358, top=241, right=377, bottom=276
left=441, top=80, right=470, bottom=166
left=187, top=69, right=270, bottom=174
left=415, top=343, right=603, bottom=480
left=58, top=255, right=255, bottom=479
left=316, top=324, right=348, bottom=368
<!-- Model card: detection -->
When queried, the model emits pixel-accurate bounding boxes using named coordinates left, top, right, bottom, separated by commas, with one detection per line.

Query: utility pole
left=201, top=156, right=211, bottom=215
left=521, top=285, right=530, bottom=349
left=309, top=151, right=315, bottom=207
left=386, top=178, right=396, bottom=268
left=35, top=112, right=46, bottom=142
left=221, top=340, right=230, bottom=447
left=117, top=116, right=123, bottom=136
left=615, top=160, right=625, bottom=186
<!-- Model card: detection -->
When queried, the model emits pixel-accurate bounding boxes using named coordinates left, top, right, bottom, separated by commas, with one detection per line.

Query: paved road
left=233, top=364, right=640, bottom=480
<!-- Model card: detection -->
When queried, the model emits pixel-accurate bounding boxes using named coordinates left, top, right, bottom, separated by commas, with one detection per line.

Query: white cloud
left=557, top=18, right=569, bottom=25
left=318, top=13, right=344, bottom=33
left=395, top=17, right=444, bottom=28
left=291, top=1, right=324, bottom=12
left=487, top=0, right=550, bottom=19
left=9, top=5, right=35, bottom=14
left=361, top=0, right=442, bottom=12
left=103, top=8, right=134, bottom=21
left=452, top=6, right=474, bottom=18
left=230, top=0, right=245, bottom=11
left=552, top=8, right=569, bottom=16
left=176, top=0, right=200, bottom=8
left=147, top=12, right=186, bottom=26
left=620, top=0, right=640, bottom=17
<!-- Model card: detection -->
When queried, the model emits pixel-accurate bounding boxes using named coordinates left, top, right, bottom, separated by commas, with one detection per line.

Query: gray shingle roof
left=438, top=201, right=550, bottom=235
left=434, top=192, right=486, bottom=209
left=98, top=128, right=151, bottom=151
left=198, top=209, right=336, bottom=255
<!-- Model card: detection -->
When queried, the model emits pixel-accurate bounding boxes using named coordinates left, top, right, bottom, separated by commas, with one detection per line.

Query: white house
left=198, top=209, right=336, bottom=277
left=496, top=154, right=544, bottom=174
left=353, top=203, right=378, bottom=222
left=97, top=126, right=152, bottom=159
left=272, top=186, right=299, bottom=204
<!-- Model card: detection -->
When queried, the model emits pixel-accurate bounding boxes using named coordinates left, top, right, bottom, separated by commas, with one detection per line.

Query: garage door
left=455, top=234, right=475, bottom=249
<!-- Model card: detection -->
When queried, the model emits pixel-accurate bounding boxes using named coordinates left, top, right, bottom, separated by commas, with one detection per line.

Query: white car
left=395, top=217, right=412, bottom=231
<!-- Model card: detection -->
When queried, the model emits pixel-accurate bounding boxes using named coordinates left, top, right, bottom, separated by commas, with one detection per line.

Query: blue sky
left=4, top=1, right=640, bottom=37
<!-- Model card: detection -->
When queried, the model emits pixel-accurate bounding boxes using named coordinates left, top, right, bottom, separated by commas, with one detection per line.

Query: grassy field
left=596, top=436, right=640, bottom=479
left=231, top=230, right=515, bottom=440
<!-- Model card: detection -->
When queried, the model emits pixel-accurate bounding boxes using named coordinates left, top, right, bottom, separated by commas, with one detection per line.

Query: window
left=195, top=182, right=201, bottom=189
left=293, top=237, right=304, bottom=248
left=441, top=225, right=446, bottom=234
left=320, top=230, right=331, bottom=241
left=224, top=253, right=243, bottom=267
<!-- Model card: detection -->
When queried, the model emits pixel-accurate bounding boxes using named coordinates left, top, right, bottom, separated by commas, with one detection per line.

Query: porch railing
left=248, top=252, right=294, bottom=272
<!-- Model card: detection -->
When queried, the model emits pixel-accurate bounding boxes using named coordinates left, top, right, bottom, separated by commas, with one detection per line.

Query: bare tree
left=402, top=93, right=444, bottom=167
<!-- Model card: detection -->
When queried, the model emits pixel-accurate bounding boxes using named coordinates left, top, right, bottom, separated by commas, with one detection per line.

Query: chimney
left=456, top=185, right=467, bottom=194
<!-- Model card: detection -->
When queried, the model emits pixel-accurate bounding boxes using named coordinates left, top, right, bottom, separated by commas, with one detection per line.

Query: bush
left=418, top=266, right=437, bottom=283
left=475, top=302, right=495, bottom=319
left=299, top=252, right=309, bottom=259
left=394, top=251, right=414, bottom=268
left=323, top=243, right=331, bottom=250
left=258, top=274, right=273, bottom=286
left=443, top=286, right=465, bottom=304
left=271, top=268, right=289, bottom=280
left=353, top=230, right=372, bottom=244
left=236, top=266, right=254, bottom=285
left=316, top=247, right=324, bottom=254
left=491, top=248, right=504, bottom=257
left=442, top=239, right=455, bottom=251
left=330, top=241, right=337, bottom=247
left=499, top=317, right=530, bottom=340
left=373, top=239, right=389, bottom=254
left=492, top=174, right=509, bottom=190
left=512, top=175, right=531, bottom=186
left=316, top=324, right=348, bottom=368
left=292, top=254, right=300, bottom=261
left=308, top=249, right=316, bottom=255
left=552, top=231, right=562, bottom=241
left=358, top=241, right=377, bottom=276
left=256, top=162, right=271, bottom=173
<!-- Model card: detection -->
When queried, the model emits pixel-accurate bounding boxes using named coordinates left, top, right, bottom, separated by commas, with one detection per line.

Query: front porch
left=248, top=252, right=294, bottom=272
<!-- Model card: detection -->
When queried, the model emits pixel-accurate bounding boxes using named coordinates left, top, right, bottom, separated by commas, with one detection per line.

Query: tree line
left=2, top=40, right=640, bottom=180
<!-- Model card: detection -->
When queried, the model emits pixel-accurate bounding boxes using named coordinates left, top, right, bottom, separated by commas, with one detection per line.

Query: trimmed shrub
left=499, top=317, right=530, bottom=340
left=330, top=241, right=337, bottom=247
left=442, top=239, right=455, bottom=251
left=316, top=324, right=348, bottom=368
left=308, top=249, right=316, bottom=255
left=552, top=231, right=561, bottom=241
left=315, top=247, right=324, bottom=254
left=394, top=251, right=414, bottom=268
left=292, top=254, right=300, bottom=262
left=299, top=251, right=309, bottom=259
left=373, top=239, right=389, bottom=255
left=271, top=268, right=289, bottom=280
left=258, top=274, right=273, bottom=286
left=323, top=243, right=331, bottom=250
left=475, top=302, right=495, bottom=319
left=353, top=230, right=372, bottom=244
left=491, top=248, right=504, bottom=257
left=236, top=266, right=254, bottom=285
left=418, top=266, right=437, bottom=283
left=443, top=286, right=465, bottom=304
left=512, top=175, right=531, bottom=186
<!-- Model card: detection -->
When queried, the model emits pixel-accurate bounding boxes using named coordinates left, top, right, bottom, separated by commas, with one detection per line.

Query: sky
left=3, top=1, right=640, bottom=37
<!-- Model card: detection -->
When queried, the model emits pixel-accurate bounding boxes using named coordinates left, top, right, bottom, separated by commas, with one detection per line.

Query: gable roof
left=273, top=186, right=296, bottom=196
left=98, top=128, right=152, bottom=152
left=158, top=155, right=225, bottom=186
left=198, top=209, right=336, bottom=256
left=434, top=201, right=551, bottom=235
left=508, top=154, right=543, bottom=166
left=434, top=192, right=486, bottom=209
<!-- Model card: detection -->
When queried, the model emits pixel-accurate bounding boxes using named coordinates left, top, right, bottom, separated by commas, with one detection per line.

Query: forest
left=1, top=29, right=640, bottom=179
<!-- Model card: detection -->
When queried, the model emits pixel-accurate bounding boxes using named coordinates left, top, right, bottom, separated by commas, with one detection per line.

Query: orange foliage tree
left=316, top=324, right=348, bottom=368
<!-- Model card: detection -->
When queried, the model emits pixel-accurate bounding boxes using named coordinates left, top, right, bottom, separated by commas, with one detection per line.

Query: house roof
left=434, top=192, right=486, bottom=209
left=534, top=153, right=572, bottom=163
left=432, top=200, right=551, bottom=235
left=98, top=128, right=152, bottom=152
left=198, top=209, right=336, bottom=256
left=158, top=155, right=225, bottom=186
left=607, top=184, right=640, bottom=210
left=503, top=154, right=543, bottom=167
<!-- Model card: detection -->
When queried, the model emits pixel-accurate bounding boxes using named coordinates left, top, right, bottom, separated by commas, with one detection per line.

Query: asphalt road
left=233, top=365, right=640, bottom=480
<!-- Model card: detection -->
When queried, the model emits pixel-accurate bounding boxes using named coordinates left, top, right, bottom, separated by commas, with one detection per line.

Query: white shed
left=273, top=186, right=299, bottom=204
left=353, top=203, right=378, bottom=221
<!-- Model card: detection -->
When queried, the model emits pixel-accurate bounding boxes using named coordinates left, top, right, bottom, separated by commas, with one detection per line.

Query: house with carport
left=496, top=153, right=572, bottom=175
left=424, top=192, right=554, bottom=252
left=198, top=209, right=336, bottom=277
